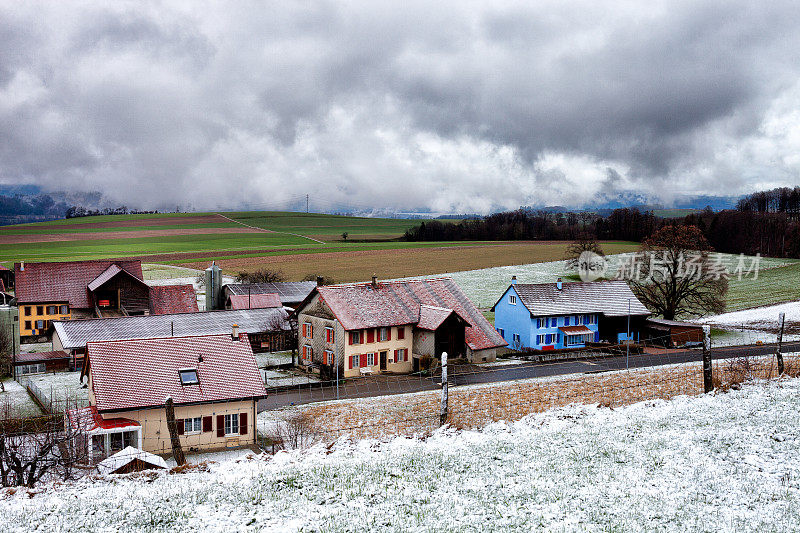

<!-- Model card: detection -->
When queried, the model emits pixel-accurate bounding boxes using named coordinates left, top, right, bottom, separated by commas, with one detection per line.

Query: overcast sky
left=1, top=1, right=800, bottom=213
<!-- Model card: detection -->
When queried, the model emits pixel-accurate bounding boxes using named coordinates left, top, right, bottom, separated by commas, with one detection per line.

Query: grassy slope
left=225, top=211, right=432, bottom=239
left=726, top=262, right=800, bottom=312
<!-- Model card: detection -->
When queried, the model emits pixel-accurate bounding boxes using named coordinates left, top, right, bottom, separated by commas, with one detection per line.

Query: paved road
left=258, top=341, right=800, bottom=412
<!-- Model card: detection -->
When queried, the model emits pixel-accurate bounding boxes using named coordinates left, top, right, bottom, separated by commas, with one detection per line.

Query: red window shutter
left=367, top=329, right=374, bottom=343
left=349, top=332, right=354, bottom=345
left=240, top=413, right=248, bottom=435
left=405, top=349, right=409, bottom=362
left=216, top=415, right=225, bottom=437
left=202, top=416, right=212, bottom=432
left=398, top=327, right=405, bottom=340
left=360, top=353, right=368, bottom=367
left=176, top=419, right=184, bottom=435
left=387, top=328, right=391, bottom=341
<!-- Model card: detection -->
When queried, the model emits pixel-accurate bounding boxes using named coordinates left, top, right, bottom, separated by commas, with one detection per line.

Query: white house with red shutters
left=70, top=332, right=266, bottom=461
left=295, top=277, right=506, bottom=379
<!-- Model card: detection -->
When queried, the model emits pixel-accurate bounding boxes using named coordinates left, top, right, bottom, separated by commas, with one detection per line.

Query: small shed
left=13, top=350, right=72, bottom=377
left=96, top=446, right=168, bottom=475
left=646, top=318, right=704, bottom=347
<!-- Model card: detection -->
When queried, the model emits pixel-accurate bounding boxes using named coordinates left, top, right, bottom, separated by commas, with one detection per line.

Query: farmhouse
left=14, top=259, right=149, bottom=341
left=70, top=333, right=265, bottom=459
left=492, top=278, right=651, bottom=351
left=295, top=277, right=506, bottom=378
left=52, top=307, right=291, bottom=368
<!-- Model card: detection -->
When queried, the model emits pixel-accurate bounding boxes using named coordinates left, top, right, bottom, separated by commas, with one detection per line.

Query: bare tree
left=301, top=274, right=335, bottom=286
left=565, top=233, right=606, bottom=272
left=0, top=418, right=90, bottom=488
left=627, top=225, right=728, bottom=320
left=265, top=312, right=298, bottom=364
left=235, top=268, right=286, bottom=283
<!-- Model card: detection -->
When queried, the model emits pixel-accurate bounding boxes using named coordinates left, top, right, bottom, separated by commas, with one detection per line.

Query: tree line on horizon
left=403, top=186, right=800, bottom=259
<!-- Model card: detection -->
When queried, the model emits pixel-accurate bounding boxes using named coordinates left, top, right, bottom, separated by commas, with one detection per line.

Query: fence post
left=439, top=352, right=448, bottom=427
left=777, top=312, right=785, bottom=376
left=702, top=325, right=712, bottom=393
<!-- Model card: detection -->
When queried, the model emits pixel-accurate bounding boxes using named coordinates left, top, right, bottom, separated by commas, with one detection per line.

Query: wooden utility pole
left=702, top=325, right=712, bottom=393
left=164, top=396, right=186, bottom=466
left=777, top=312, right=786, bottom=375
left=440, top=352, right=448, bottom=426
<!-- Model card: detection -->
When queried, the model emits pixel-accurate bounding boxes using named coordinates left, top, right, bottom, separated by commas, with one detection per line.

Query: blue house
left=491, top=277, right=651, bottom=351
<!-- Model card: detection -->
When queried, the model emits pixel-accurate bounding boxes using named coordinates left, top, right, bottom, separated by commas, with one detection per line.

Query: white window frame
left=350, top=331, right=361, bottom=345
left=179, top=368, right=199, bottom=385
left=379, top=328, right=389, bottom=341
left=367, top=353, right=375, bottom=366
left=509, top=295, right=517, bottom=305
left=18, top=363, right=46, bottom=376
left=184, top=417, right=202, bottom=434
left=325, top=326, right=334, bottom=343
left=324, top=349, right=334, bottom=365
left=351, top=354, right=360, bottom=369
left=224, top=413, right=240, bottom=436
left=512, top=333, right=520, bottom=345
left=303, top=345, right=312, bottom=361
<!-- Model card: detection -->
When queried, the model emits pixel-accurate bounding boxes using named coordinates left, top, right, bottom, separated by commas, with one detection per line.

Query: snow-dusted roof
left=96, top=447, right=167, bottom=475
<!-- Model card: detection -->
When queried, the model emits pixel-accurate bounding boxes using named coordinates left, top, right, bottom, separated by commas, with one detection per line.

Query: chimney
left=371, top=275, right=378, bottom=288
left=19, top=261, right=24, bottom=272
left=556, top=278, right=563, bottom=290
left=231, top=323, right=239, bottom=341
left=316, top=276, right=323, bottom=286
left=511, top=275, right=517, bottom=285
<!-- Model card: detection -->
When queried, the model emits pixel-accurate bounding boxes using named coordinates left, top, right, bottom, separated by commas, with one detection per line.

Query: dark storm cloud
left=1, top=0, right=799, bottom=212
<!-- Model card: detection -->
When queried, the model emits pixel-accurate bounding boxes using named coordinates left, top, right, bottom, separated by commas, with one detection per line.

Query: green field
left=725, top=261, right=800, bottom=312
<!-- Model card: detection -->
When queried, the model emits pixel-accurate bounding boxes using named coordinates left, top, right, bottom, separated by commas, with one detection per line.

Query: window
left=324, top=350, right=334, bottom=365
left=17, top=363, right=46, bottom=375
left=367, top=329, right=375, bottom=343
left=393, top=348, right=407, bottom=363
left=367, top=353, right=375, bottom=366
left=545, top=333, right=552, bottom=344
left=325, top=327, right=334, bottom=343
left=60, top=305, right=69, bottom=315
left=302, top=323, right=313, bottom=338
left=184, top=417, right=202, bottom=434
left=565, top=316, right=571, bottom=326
left=497, top=328, right=504, bottom=339
left=397, top=327, right=405, bottom=340
left=536, top=335, right=543, bottom=345
left=379, top=327, right=390, bottom=341
left=302, top=345, right=312, bottom=361
left=179, top=369, right=199, bottom=385
left=224, top=413, right=240, bottom=436
left=509, top=295, right=517, bottom=305
left=536, top=318, right=542, bottom=328
left=35, top=320, right=45, bottom=329
left=46, top=306, right=57, bottom=315
left=349, top=331, right=361, bottom=345
left=24, top=320, right=31, bottom=330
left=512, top=333, right=520, bottom=345
left=350, top=354, right=360, bottom=369
left=24, top=307, right=31, bottom=316
left=36, top=306, right=43, bottom=315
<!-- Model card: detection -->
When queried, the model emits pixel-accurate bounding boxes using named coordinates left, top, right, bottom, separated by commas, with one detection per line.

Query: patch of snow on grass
left=2, top=379, right=800, bottom=531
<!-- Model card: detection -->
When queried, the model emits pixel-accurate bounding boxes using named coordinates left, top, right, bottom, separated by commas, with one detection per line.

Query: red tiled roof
left=313, top=278, right=506, bottom=351
left=66, top=406, right=140, bottom=432
left=14, top=350, right=71, bottom=364
left=228, top=293, right=282, bottom=310
left=87, top=334, right=266, bottom=412
left=149, top=284, right=199, bottom=315
left=14, top=260, right=144, bottom=308
left=418, top=305, right=463, bottom=331
left=559, top=325, right=594, bottom=335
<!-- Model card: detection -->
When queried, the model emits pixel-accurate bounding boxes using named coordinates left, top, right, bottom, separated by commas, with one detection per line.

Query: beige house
left=296, top=277, right=506, bottom=379
left=70, top=332, right=266, bottom=460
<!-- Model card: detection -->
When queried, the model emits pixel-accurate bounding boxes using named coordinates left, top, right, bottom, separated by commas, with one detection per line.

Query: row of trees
left=736, top=186, right=800, bottom=217
left=404, top=198, right=800, bottom=259
left=65, top=206, right=159, bottom=218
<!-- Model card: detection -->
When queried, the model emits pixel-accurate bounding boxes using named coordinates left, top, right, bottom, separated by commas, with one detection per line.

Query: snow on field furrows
left=3, top=379, right=800, bottom=532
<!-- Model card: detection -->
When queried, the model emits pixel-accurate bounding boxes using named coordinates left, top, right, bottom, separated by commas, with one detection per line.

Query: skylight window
left=179, top=368, right=199, bottom=385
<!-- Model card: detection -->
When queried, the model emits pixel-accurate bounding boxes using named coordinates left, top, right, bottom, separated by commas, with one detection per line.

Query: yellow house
left=70, top=332, right=266, bottom=460
left=295, top=277, right=506, bottom=379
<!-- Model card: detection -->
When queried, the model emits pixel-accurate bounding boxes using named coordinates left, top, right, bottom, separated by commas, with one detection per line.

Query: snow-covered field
left=697, top=301, right=800, bottom=347
left=0, top=379, right=42, bottom=418
left=2, top=379, right=800, bottom=531
left=262, top=369, right=320, bottom=388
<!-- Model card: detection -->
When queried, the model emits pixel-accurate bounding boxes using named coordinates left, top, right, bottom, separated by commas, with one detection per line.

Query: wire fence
left=0, top=321, right=796, bottom=488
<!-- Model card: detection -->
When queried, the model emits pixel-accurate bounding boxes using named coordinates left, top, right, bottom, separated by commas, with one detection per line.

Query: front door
left=380, top=351, right=387, bottom=371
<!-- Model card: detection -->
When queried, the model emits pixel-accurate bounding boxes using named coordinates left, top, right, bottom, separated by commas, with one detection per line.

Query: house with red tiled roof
left=15, top=259, right=149, bottom=340
left=149, top=284, right=199, bottom=315
left=72, top=332, right=266, bottom=459
left=295, top=277, right=506, bottom=379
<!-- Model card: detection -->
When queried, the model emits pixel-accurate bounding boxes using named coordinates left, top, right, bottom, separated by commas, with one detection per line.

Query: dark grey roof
left=224, top=281, right=316, bottom=304
left=646, top=318, right=703, bottom=328
left=53, top=308, right=288, bottom=350
left=495, top=280, right=651, bottom=318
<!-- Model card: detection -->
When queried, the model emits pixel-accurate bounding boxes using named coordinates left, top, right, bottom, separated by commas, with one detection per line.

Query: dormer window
left=179, top=368, right=199, bottom=385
